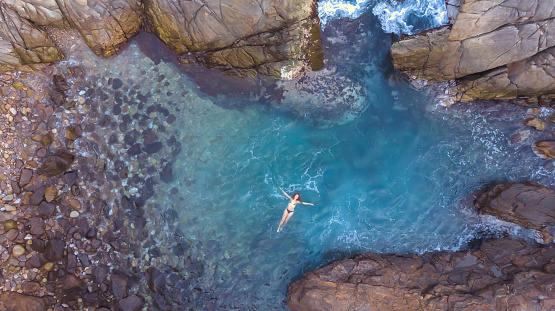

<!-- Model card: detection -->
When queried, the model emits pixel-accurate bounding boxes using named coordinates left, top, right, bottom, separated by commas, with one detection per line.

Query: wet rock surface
left=390, top=1, right=555, bottom=102
left=288, top=237, right=555, bottom=311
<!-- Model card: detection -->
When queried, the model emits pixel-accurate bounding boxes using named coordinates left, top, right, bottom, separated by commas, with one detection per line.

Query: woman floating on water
left=277, top=187, right=314, bottom=232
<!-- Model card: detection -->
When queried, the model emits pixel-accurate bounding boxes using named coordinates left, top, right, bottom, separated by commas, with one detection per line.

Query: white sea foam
left=372, top=0, right=448, bottom=34
left=318, top=0, right=369, bottom=26
left=318, top=0, right=448, bottom=34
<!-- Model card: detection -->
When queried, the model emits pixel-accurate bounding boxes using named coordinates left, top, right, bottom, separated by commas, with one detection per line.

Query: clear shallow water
left=163, top=79, right=554, bottom=308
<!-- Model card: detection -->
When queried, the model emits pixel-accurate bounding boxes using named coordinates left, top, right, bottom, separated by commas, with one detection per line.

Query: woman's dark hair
left=292, top=193, right=302, bottom=203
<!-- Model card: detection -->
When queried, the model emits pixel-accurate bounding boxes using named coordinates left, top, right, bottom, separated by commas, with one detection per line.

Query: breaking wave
left=319, top=0, right=448, bottom=34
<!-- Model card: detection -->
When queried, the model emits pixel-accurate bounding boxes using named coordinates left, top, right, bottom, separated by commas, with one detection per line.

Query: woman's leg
left=283, top=212, right=293, bottom=227
left=277, top=209, right=288, bottom=232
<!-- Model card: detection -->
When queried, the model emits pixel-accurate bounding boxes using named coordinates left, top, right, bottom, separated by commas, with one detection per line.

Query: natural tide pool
left=57, top=10, right=555, bottom=310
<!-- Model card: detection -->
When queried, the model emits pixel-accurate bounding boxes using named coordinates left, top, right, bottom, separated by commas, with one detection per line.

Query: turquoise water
left=155, top=17, right=553, bottom=308
left=61, top=7, right=554, bottom=309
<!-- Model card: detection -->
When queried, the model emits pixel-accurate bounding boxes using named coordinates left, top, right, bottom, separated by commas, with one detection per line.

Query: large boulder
left=3, top=0, right=67, bottom=28
left=391, top=0, right=555, bottom=102
left=0, top=292, right=46, bottom=311
left=288, top=238, right=555, bottom=311
left=474, top=181, right=555, bottom=230
left=56, top=0, right=143, bottom=57
left=0, top=3, right=64, bottom=71
left=145, top=0, right=322, bottom=78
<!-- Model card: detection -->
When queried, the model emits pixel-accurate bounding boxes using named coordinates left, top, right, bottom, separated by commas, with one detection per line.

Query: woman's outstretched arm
left=302, top=202, right=314, bottom=206
left=279, top=187, right=291, bottom=199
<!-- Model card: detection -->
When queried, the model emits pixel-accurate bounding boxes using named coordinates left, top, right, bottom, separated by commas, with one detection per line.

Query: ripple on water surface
left=62, top=15, right=555, bottom=311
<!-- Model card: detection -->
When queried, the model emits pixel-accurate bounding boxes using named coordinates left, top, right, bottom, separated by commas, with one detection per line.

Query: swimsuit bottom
left=287, top=208, right=294, bottom=214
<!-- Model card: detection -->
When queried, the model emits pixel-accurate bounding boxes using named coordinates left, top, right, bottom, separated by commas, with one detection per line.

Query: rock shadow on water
left=133, top=20, right=380, bottom=128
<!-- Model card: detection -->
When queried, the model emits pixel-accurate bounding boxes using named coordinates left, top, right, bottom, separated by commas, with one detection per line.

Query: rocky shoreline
left=1, top=0, right=555, bottom=310
left=391, top=0, right=555, bottom=104
left=0, top=0, right=323, bottom=79
left=287, top=182, right=555, bottom=310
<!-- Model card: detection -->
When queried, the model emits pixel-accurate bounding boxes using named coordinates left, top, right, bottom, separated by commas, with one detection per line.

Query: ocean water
left=148, top=13, right=553, bottom=310
left=319, top=0, right=448, bottom=34
left=58, top=1, right=555, bottom=309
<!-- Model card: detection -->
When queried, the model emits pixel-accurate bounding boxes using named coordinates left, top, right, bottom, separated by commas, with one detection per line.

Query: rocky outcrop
left=391, top=0, right=555, bottom=102
left=287, top=238, right=555, bottom=311
left=475, top=181, right=555, bottom=232
left=146, top=0, right=322, bottom=78
left=56, top=0, right=143, bottom=57
left=0, top=0, right=322, bottom=78
left=0, top=3, right=64, bottom=71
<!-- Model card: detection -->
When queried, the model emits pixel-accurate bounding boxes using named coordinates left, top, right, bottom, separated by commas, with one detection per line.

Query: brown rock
left=28, top=217, right=45, bottom=236
left=61, top=274, right=82, bottom=289
left=19, top=168, right=33, bottom=186
left=3, top=219, right=17, bottom=231
left=44, top=185, right=57, bottom=203
left=21, top=281, right=41, bottom=294
left=533, top=140, right=555, bottom=159
left=288, top=238, right=555, bottom=311
left=56, top=0, right=143, bottom=57
left=39, top=134, right=53, bottom=147
left=0, top=291, right=45, bottom=311
left=39, top=150, right=74, bottom=177
left=522, top=118, right=546, bottom=131
left=391, top=2, right=555, bottom=102
left=38, top=201, right=56, bottom=218
left=49, top=89, right=65, bottom=106
left=146, top=0, right=322, bottom=78
left=450, top=0, right=555, bottom=41
left=4, top=0, right=67, bottom=28
left=29, top=186, right=46, bottom=206
left=475, top=181, right=555, bottom=230
left=6, top=228, right=18, bottom=241
left=53, top=75, right=70, bottom=92
left=64, top=126, right=76, bottom=141
left=0, top=3, right=63, bottom=71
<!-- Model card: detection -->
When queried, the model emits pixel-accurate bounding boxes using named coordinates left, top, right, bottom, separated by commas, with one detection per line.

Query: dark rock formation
left=0, top=0, right=322, bottom=78
left=391, top=0, right=555, bottom=102
left=475, top=181, right=555, bottom=231
left=288, top=238, right=555, bottom=311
